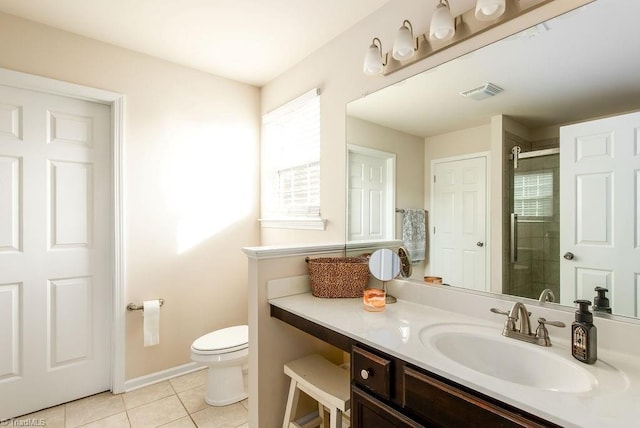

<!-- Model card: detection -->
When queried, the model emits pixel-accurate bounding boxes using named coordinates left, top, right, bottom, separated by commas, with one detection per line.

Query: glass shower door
left=506, top=148, right=560, bottom=300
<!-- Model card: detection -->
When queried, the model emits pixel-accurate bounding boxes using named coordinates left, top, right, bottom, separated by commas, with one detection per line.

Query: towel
left=402, top=209, right=426, bottom=263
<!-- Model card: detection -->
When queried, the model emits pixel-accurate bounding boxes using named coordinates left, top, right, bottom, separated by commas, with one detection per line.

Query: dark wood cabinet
left=351, top=386, right=423, bottom=428
left=350, top=344, right=558, bottom=428
left=271, top=304, right=560, bottom=428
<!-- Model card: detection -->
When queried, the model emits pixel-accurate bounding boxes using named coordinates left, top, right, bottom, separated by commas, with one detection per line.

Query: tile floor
left=10, top=369, right=249, bottom=428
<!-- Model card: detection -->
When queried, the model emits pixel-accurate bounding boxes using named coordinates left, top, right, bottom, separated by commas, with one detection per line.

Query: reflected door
left=347, top=147, right=395, bottom=242
left=0, top=85, right=111, bottom=419
left=560, top=111, right=640, bottom=317
left=431, top=155, right=487, bottom=291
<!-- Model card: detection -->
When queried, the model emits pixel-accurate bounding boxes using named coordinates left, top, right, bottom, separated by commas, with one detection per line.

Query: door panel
left=432, top=155, right=487, bottom=290
left=0, top=156, right=21, bottom=251
left=560, top=111, right=640, bottom=317
left=348, top=149, right=394, bottom=241
left=0, top=85, right=110, bottom=419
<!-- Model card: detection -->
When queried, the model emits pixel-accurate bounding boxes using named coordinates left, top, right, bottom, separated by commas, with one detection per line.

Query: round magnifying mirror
left=368, top=249, right=400, bottom=303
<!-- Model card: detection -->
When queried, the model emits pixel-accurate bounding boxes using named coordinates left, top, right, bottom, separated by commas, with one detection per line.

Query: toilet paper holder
left=127, top=299, right=165, bottom=312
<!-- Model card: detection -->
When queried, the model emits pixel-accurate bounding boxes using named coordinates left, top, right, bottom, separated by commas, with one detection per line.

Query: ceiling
left=0, top=0, right=391, bottom=87
left=347, top=0, right=640, bottom=138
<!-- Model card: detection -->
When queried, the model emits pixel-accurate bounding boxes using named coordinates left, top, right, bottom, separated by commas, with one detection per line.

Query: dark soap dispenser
left=593, top=287, right=612, bottom=313
left=572, top=300, right=597, bottom=364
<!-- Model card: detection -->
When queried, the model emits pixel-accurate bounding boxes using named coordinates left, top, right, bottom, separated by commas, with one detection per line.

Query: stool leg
left=329, top=409, right=342, bottom=428
left=283, top=378, right=300, bottom=428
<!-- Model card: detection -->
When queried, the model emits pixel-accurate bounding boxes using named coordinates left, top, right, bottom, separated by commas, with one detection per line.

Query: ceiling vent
left=460, top=82, right=503, bottom=100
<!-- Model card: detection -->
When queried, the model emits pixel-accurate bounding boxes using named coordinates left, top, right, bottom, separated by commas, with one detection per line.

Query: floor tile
left=157, top=417, right=196, bottom=428
left=79, top=412, right=130, bottom=428
left=169, top=370, right=207, bottom=394
left=190, top=403, right=248, bottom=428
left=239, top=399, right=248, bottom=412
left=123, top=382, right=175, bottom=410
left=127, top=396, right=188, bottom=428
left=16, top=405, right=65, bottom=428
left=176, top=385, right=208, bottom=414
left=65, top=393, right=126, bottom=428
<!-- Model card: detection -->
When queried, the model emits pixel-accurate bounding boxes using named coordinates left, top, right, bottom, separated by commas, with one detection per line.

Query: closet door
left=0, top=85, right=111, bottom=419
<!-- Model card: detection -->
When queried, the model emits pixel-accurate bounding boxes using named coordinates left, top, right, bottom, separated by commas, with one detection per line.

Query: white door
left=0, top=85, right=111, bottom=419
left=560, top=111, right=640, bottom=317
left=431, top=155, right=487, bottom=291
left=347, top=147, right=395, bottom=242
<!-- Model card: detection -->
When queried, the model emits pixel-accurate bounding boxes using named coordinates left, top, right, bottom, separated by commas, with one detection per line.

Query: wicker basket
left=305, top=256, right=370, bottom=298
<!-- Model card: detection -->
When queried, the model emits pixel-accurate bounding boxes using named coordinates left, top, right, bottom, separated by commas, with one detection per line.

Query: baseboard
left=123, top=361, right=207, bottom=392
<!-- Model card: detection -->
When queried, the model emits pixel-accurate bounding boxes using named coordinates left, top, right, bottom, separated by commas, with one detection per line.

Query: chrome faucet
left=491, top=302, right=565, bottom=346
left=538, top=288, right=556, bottom=303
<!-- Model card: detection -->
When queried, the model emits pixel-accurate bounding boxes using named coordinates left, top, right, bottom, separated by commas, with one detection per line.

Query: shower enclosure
left=505, top=146, right=560, bottom=301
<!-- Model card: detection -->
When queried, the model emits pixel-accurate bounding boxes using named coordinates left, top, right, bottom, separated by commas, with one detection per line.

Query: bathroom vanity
left=269, top=286, right=640, bottom=428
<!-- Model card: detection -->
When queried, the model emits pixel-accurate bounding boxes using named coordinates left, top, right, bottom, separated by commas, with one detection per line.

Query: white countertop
left=269, top=292, right=640, bottom=428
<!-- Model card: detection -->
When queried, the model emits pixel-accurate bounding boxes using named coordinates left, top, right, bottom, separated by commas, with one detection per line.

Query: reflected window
left=514, top=170, right=553, bottom=217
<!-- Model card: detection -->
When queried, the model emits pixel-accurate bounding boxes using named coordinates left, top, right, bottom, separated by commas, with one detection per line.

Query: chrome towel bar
left=127, top=299, right=164, bottom=311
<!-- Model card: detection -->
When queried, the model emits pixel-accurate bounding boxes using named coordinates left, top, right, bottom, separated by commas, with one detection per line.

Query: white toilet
left=190, top=325, right=249, bottom=406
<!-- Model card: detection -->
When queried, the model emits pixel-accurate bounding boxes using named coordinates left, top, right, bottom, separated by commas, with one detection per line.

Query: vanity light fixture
left=475, top=0, right=506, bottom=21
left=392, top=20, right=418, bottom=61
left=363, top=37, right=387, bottom=76
left=430, top=0, right=456, bottom=41
left=362, top=0, right=554, bottom=77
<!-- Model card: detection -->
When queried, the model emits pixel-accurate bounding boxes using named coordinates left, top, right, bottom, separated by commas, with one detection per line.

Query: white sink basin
left=419, top=323, right=597, bottom=392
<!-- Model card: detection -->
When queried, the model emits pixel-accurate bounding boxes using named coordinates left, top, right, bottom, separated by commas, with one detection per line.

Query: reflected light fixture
left=363, top=37, right=387, bottom=75
left=392, top=20, right=417, bottom=61
left=475, top=0, right=506, bottom=21
left=430, top=0, right=455, bottom=41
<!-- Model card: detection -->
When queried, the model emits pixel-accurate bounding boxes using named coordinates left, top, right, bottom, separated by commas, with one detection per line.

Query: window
left=513, top=170, right=553, bottom=217
left=261, top=88, right=325, bottom=230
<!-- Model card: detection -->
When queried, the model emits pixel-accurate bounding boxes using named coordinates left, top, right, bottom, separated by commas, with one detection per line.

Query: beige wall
left=260, top=0, right=591, bottom=248
left=424, top=123, right=492, bottom=211
left=247, top=252, right=343, bottom=427
left=346, top=116, right=426, bottom=277
left=0, top=12, right=261, bottom=380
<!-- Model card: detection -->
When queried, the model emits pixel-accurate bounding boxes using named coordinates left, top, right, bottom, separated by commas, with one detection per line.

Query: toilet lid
left=192, top=325, right=248, bottom=352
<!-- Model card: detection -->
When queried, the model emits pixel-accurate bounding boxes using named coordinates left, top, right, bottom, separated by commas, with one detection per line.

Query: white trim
left=0, top=68, right=127, bottom=394
left=242, top=242, right=344, bottom=260
left=346, top=239, right=405, bottom=253
left=124, top=362, right=206, bottom=393
left=259, top=217, right=327, bottom=230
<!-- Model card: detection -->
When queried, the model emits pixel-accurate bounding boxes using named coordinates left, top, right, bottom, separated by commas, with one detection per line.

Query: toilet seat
left=191, top=325, right=248, bottom=355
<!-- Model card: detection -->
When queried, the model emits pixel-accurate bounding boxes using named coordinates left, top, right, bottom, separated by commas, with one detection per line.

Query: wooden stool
left=283, top=354, right=350, bottom=428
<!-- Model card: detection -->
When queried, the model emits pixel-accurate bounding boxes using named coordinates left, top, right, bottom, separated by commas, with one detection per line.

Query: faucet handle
left=537, top=317, right=565, bottom=328
left=490, top=307, right=509, bottom=316
left=535, top=317, right=566, bottom=347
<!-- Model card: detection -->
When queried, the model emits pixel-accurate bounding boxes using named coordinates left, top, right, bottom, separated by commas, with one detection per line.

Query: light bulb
left=475, top=0, right=506, bottom=21
left=392, top=22, right=415, bottom=61
left=363, top=39, right=384, bottom=75
left=429, top=3, right=455, bottom=41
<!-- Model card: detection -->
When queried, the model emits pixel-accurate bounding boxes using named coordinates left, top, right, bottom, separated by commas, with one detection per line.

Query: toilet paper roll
left=143, top=300, right=160, bottom=347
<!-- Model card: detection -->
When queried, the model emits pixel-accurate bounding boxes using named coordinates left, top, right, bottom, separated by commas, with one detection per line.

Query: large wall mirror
left=346, top=0, right=640, bottom=320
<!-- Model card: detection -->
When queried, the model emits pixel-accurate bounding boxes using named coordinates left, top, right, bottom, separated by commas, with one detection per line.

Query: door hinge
left=433, top=175, right=436, bottom=183
left=433, top=226, right=436, bottom=234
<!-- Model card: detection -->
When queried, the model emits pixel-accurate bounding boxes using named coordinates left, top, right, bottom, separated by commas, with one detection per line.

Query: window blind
left=514, top=170, right=553, bottom=217
left=262, top=88, right=320, bottom=218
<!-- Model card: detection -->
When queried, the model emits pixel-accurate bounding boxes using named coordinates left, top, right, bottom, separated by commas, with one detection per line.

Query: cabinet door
left=403, top=366, right=554, bottom=428
left=352, top=387, right=424, bottom=428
